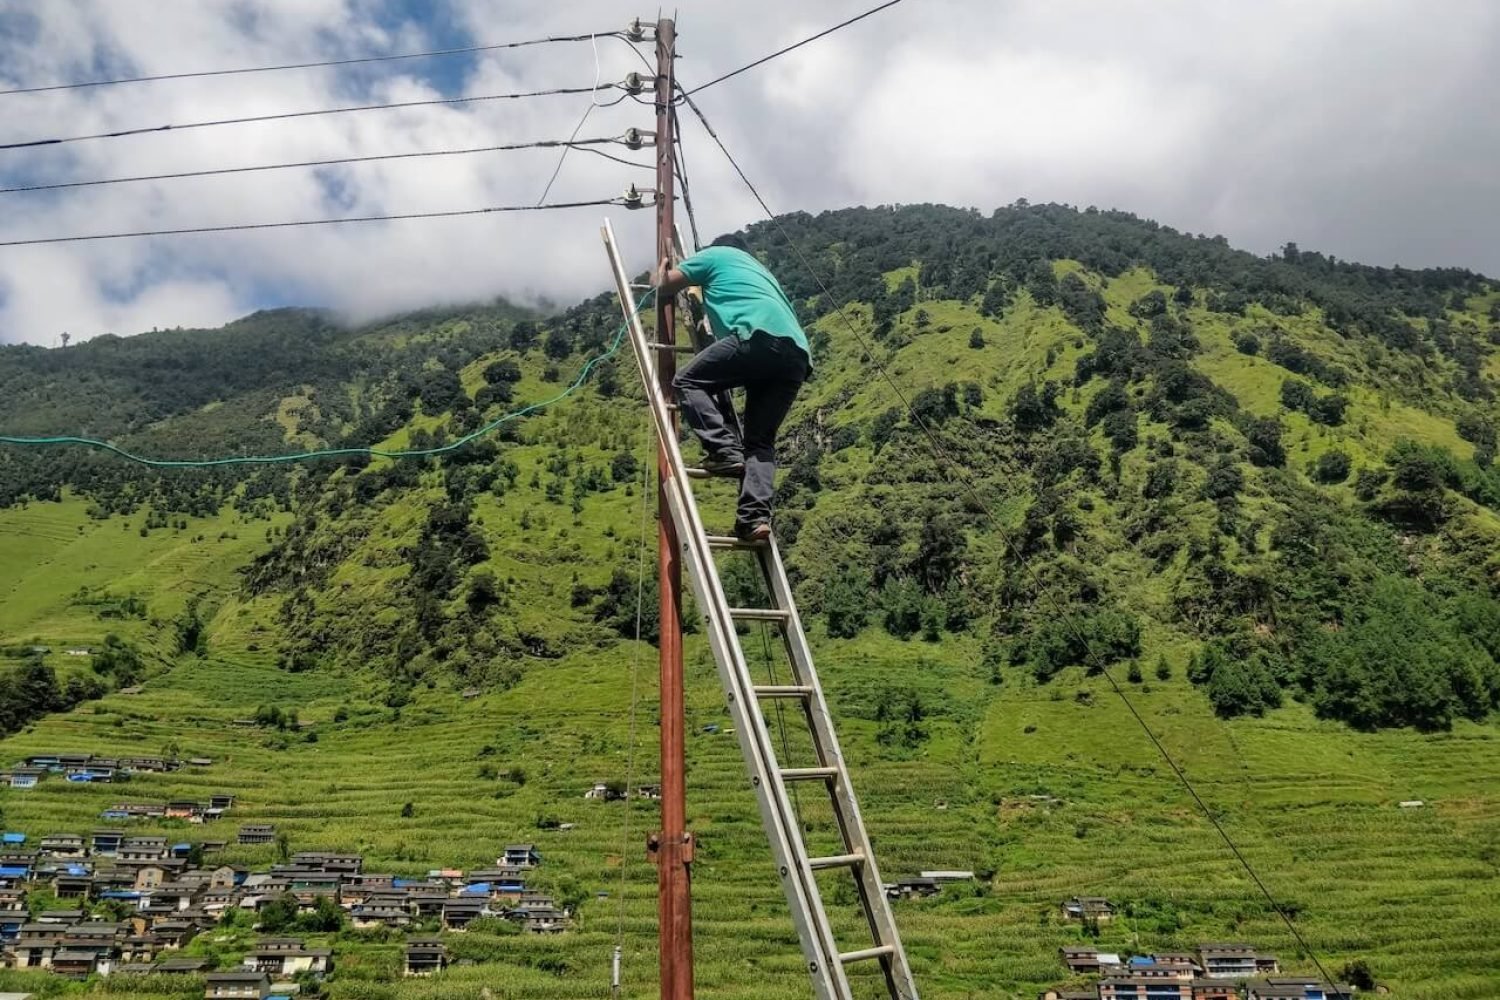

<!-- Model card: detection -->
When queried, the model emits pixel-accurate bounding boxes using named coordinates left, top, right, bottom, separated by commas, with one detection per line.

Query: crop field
left=1, top=630, right=1497, bottom=999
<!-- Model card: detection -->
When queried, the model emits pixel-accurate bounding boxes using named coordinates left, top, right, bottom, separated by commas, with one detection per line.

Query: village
left=0, top=755, right=576, bottom=997
left=1044, top=898, right=1356, bottom=1000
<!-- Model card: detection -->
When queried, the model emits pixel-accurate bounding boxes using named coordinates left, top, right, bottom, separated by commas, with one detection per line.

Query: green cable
left=0, top=292, right=653, bottom=469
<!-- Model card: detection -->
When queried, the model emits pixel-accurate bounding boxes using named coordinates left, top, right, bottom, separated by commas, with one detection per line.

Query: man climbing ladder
left=658, top=233, right=812, bottom=542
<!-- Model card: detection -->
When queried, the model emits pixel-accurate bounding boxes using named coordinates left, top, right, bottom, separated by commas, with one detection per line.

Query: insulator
left=623, top=72, right=647, bottom=95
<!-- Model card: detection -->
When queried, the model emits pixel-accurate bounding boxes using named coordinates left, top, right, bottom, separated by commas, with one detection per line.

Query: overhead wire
left=0, top=136, right=640, bottom=196
left=0, top=83, right=619, bottom=151
left=681, top=0, right=908, bottom=97
left=537, top=33, right=608, bottom=206
left=613, top=384, right=656, bottom=984
left=0, top=31, right=624, bottom=97
left=674, top=88, right=1344, bottom=990
left=0, top=196, right=635, bottom=248
left=0, top=290, right=657, bottom=466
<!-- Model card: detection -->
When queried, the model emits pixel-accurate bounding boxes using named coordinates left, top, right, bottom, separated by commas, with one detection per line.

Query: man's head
left=710, top=233, right=751, bottom=253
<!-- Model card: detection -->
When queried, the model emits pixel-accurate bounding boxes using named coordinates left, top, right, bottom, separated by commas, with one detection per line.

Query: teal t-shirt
left=676, top=246, right=810, bottom=359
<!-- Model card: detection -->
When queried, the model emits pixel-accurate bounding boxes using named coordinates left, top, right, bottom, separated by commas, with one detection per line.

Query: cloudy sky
left=0, top=0, right=1496, bottom=345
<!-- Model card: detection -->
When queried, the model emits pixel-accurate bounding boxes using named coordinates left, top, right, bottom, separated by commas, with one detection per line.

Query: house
left=1098, top=974, right=1192, bottom=999
left=1191, top=981, right=1237, bottom=1000
left=885, top=877, right=939, bottom=899
left=441, top=898, right=486, bottom=930
left=242, top=942, right=333, bottom=977
left=152, top=882, right=203, bottom=912
left=0, top=833, right=23, bottom=847
left=1199, top=943, right=1259, bottom=979
left=134, top=866, right=168, bottom=890
left=1059, top=946, right=1105, bottom=974
left=1061, top=896, right=1115, bottom=923
left=152, top=921, right=197, bottom=950
left=120, top=837, right=168, bottom=861
left=204, top=971, right=271, bottom=1000
left=50, top=948, right=103, bottom=978
left=13, top=924, right=61, bottom=968
left=210, top=794, right=236, bottom=811
left=350, top=903, right=411, bottom=930
left=404, top=936, right=448, bottom=976
left=119, top=757, right=176, bottom=774
left=10, top=768, right=43, bottom=789
left=165, top=802, right=202, bottom=820
left=1246, top=981, right=1354, bottom=1000
left=238, top=825, right=276, bottom=845
left=91, top=830, right=127, bottom=855
left=919, top=870, right=976, bottom=883
left=37, top=909, right=85, bottom=924
left=155, top=956, right=210, bottom=974
left=502, top=844, right=541, bottom=868
left=1038, top=991, right=1096, bottom=1000
left=52, top=872, right=94, bottom=899
left=0, top=911, right=25, bottom=945
left=38, top=835, right=86, bottom=859
left=1398, top=800, right=1424, bottom=809
left=291, top=851, right=362, bottom=874
left=584, top=782, right=625, bottom=801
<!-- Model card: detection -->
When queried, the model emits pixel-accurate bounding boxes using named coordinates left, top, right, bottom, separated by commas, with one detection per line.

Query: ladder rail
left=759, top=538, right=920, bottom=998
left=600, top=220, right=851, bottom=1000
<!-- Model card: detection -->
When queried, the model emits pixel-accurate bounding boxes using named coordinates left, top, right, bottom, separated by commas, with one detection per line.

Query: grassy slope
left=1, top=264, right=1499, bottom=999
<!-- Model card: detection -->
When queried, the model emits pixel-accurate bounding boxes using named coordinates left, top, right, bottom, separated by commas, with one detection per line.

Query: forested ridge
left=3, top=201, right=1499, bottom=738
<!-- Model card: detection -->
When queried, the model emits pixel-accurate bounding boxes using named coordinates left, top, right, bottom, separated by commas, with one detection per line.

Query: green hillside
left=1, top=202, right=1499, bottom=999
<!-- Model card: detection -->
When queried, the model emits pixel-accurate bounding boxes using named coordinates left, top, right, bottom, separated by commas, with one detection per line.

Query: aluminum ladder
left=601, top=220, right=919, bottom=1000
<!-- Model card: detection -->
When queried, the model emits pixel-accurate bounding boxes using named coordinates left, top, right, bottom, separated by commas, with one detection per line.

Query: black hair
left=710, top=233, right=751, bottom=253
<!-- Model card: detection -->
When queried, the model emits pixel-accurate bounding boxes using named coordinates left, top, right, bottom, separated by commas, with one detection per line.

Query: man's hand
left=657, top=255, right=672, bottom=290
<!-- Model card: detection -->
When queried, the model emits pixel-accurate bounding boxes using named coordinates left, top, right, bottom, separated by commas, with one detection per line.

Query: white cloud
left=0, top=0, right=1496, bottom=345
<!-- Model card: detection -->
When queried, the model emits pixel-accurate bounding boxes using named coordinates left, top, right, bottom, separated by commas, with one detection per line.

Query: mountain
left=0, top=202, right=1497, bottom=999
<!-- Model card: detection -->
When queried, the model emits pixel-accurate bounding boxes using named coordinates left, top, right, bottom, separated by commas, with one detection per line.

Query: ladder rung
left=780, top=767, right=838, bottom=783
left=648, top=341, right=696, bottom=353
left=728, top=607, right=789, bottom=622
left=839, top=944, right=895, bottom=965
left=705, top=534, right=765, bottom=550
left=753, top=684, right=813, bottom=699
left=807, top=852, right=863, bottom=871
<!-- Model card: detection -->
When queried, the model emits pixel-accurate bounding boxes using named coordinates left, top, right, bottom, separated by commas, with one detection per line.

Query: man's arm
left=657, top=255, right=695, bottom=297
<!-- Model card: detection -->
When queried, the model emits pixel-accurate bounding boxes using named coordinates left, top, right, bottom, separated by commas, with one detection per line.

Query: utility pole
left=648, top=16, right=693, bottom=1000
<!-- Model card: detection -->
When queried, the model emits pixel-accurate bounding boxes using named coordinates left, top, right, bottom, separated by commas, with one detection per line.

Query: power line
left=0, top=136, right=635, bottom=196
left=0, top=84, right=617, bottom=152
left=683, top=0, right=908, bottom=97
left=675, top=89, right=1344, bottom=991
left=0, top=196, right=634, bottom=248
left=0, top=291, right=655, bottom=467
left=0, top=31, right=620, bottom=97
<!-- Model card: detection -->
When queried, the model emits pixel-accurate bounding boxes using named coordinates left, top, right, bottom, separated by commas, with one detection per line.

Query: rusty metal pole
left=651, top=16, right=694, bottom=1000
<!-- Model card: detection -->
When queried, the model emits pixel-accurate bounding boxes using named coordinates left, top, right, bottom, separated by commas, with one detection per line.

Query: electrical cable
left=0, top=84, right=617, bottom=151
left=615, top=411, right=654, bottom=968
left=677, top=89, right=1345, bottom=991
left=0, top=196, right=633, bottom=247
left=537, top=33, right=606, bottom=206
left=682, top=0, right=908, bottom=97
left=0, top=290, right=656, bottom=466
left=0, top=136, right=636, bottom=196
left=670, top=111, right=702, bottom=252
left=0, top=31, right=622, bottom=97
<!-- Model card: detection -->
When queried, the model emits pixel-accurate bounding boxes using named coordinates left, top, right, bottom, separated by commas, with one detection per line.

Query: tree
left=823, top=569, right=869, bottom=639
left=275, top=831, right=291, bottom=863
left=1309, top=392, right=1348, bottom=426
left=1313, top=450, right=1352, bottom=484
left=259, top=893, right=299, bottom=932
left=1009, top=381, right=1062, bottom=433
left=1280, top=379, right=1315, bottom=412
left=544, top=328, right=572, bottom=361
left=401, top=801, right=415, bottom=818
left=509, top=320, right=539, bottom=351
left=1155, top=654, right=1172, bottom=681
left=1233, top=331, right=1261, bottom=355
left=1341, top=959, right=1376, bottom=991
left=968, top=327, right=986, bottom=349
left=1245, top=417, right=1286, bottom=468
left=482, top=358, right=522, bottom=385
left=1130, top=289, right=1168, bottom=319
left=1126, top=660, right=1143, bottom=683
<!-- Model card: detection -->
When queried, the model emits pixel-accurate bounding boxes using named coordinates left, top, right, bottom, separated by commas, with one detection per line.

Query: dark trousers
left=672, top=331, right=809, bottom=528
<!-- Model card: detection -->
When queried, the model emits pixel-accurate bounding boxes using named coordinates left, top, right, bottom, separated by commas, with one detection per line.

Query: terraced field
left=2, top=629, right=1497, bottom=999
